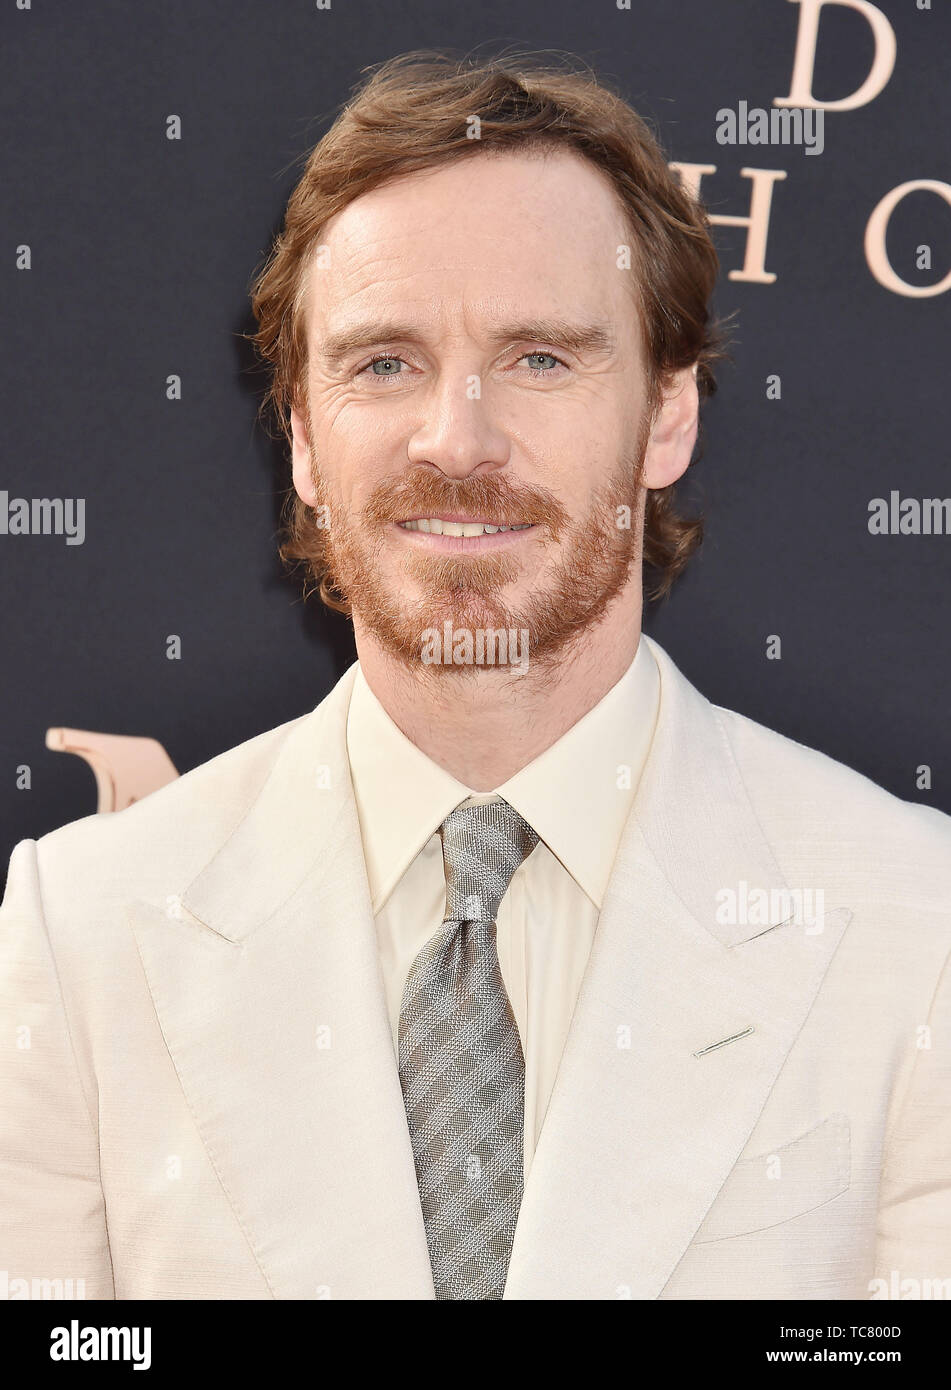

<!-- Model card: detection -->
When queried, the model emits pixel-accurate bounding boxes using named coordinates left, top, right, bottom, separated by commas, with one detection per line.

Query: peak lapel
left=504, top=638, right=853, bottom=1300
left=129, top=664, right=434, bottom=1299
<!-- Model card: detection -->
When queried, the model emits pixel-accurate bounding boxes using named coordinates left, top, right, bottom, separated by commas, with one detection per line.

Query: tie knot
left=439, top=799, right=539, bottom=923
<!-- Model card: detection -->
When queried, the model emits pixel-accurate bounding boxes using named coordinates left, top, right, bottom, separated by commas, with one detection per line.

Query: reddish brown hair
left=249, top=48, right=725, bottom=607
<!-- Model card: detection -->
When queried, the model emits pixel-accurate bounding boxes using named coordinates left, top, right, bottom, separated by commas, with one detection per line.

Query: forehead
left=302, top=148, right=636, bottom=332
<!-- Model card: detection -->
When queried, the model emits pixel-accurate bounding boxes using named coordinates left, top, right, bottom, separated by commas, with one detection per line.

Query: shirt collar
left=346, top=637, right=660, bottom=913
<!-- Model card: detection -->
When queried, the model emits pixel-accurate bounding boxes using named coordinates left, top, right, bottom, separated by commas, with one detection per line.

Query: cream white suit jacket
left=1, top=635, right=950, bottom=1300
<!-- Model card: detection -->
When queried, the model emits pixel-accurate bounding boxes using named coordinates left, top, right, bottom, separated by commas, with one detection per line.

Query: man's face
left=291, top=148, right=663, bottom=672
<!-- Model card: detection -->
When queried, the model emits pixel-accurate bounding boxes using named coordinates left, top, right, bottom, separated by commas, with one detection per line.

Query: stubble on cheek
left=304, top=417, right=648, bottom=671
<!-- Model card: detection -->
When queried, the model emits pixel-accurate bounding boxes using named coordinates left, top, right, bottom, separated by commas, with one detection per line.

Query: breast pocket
left=692, top=1113, right=851, bottom=1243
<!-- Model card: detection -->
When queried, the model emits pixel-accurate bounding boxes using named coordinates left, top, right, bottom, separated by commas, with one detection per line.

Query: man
left=1, top=51, right=949, bottom=1302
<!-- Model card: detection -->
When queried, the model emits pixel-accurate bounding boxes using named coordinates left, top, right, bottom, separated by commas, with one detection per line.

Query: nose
left=406, top=370, right=511, bottom=480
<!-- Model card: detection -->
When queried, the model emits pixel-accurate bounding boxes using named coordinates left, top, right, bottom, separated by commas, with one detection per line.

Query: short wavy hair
left=249, top=48, right=725, bottom=608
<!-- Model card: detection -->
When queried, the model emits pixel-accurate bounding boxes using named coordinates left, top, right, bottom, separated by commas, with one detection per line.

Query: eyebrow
left=316, top=317, right=617, bottom=369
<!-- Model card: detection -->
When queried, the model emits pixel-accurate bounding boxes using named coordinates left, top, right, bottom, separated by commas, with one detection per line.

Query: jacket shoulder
left=714, top=702, right=951, bottom=887
left=30, top=709, right=314, bottom=897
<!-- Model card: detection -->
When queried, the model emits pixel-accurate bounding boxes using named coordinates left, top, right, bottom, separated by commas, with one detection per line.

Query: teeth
left=399, top=519, right=533, bottom=536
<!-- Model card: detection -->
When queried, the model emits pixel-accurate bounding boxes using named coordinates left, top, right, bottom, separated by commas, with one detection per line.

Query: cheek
left=313, top=411, right=395, bottom=503
left=541, top=440, right=615, bottom=508
left=510, top=397, right=622, bottom=464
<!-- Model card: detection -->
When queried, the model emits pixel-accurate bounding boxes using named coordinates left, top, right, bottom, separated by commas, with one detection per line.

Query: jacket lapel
left=129, top=664, right=435, bottom=1299
left=503, top=637, right=852, bottom=1299
left=128, top=636, right=853, bottom=1301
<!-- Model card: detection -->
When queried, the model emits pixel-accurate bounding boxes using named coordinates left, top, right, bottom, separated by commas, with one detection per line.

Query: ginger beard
left=307, top=410, right=651, bottom=674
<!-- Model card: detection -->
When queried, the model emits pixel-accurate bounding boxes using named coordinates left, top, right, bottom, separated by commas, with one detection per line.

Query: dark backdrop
left=2, top=0, right=949, bottom=886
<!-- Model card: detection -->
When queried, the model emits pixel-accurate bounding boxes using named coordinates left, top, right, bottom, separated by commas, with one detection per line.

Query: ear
left=290, top=401, right=318, bottom=505
left=641, top=364, right=699, bottom=490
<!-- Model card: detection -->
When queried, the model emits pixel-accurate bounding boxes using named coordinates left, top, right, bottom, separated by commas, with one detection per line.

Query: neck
left=352, top=577, right=643, bottom=791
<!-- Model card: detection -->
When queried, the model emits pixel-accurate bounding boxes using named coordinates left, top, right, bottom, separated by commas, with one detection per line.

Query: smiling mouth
left=397, top=517, right=535, bottom=537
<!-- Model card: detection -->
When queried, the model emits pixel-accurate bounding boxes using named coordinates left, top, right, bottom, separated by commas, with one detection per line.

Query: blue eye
left=522, top=352, right=567, bottom=377
left=368, top=356, right=404, bottom=377
left=360, top=351, right=566, bottom=382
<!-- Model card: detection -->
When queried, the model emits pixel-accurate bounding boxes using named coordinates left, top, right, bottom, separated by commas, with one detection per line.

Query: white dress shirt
left=345, top=636, right=661, bottom=1176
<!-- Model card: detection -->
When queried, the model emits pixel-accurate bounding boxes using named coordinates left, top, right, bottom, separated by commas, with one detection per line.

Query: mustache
left=359, top=469, right=570, bottom=538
